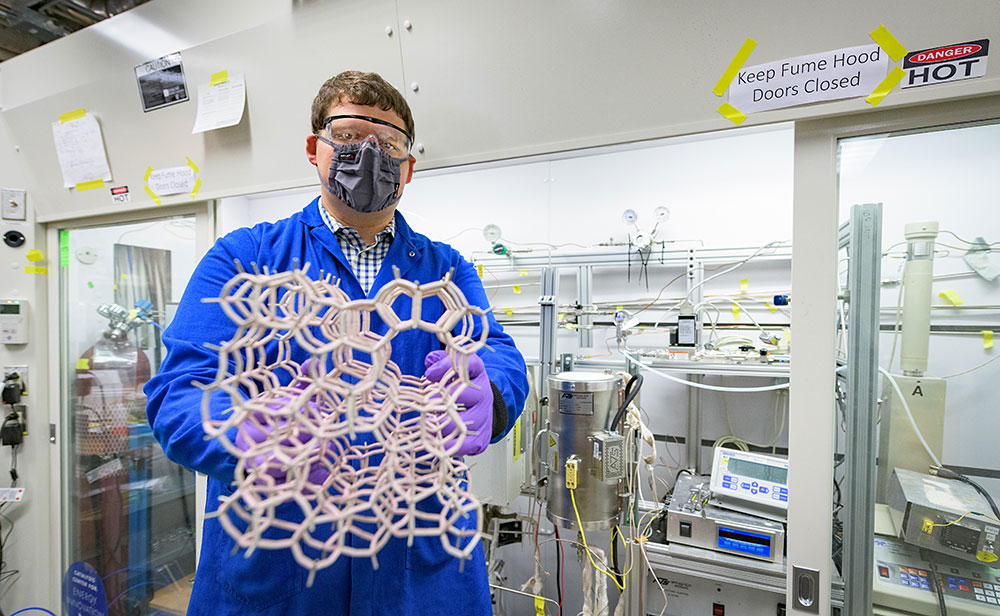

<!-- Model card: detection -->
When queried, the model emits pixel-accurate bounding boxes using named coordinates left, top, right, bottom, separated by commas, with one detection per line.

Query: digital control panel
left=710, top=448, right=789, bottom=513
left=0, top=300, right=27, bottom=344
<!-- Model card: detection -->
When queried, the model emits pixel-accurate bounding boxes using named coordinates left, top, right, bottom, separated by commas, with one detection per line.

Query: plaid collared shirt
left=317, top=201, right=395, bottom=295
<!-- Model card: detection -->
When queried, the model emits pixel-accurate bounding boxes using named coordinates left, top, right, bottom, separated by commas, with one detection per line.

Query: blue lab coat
left=144, top=199, right=528, bottom=616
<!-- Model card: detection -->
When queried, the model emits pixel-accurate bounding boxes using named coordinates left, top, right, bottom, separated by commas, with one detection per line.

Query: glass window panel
left=61, top=216, right=199, bottom=615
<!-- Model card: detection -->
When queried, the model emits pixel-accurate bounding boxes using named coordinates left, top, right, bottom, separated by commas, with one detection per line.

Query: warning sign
left=902, top=39, right=989, bottom=89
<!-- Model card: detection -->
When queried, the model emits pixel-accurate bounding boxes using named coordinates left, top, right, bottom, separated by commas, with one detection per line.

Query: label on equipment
left=549, top=433, right=558, bottom=469
left=902, top=39, right=989, bottom=89
left=558, top=391, right=594, bottom=415
left=110, top=186, right=131, bottom=204
left=0, top=488, right=23, bottom=502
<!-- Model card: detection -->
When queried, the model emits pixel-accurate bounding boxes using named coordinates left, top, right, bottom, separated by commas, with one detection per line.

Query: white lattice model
left=199, top=264, right=488, bottom=585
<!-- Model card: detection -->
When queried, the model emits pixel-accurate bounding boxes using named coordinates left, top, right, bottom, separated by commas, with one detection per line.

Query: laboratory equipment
left=709, top=447, right=789, bottom=519
left=544, top=371, right=625, bottom=530
left=900, top=221, right=939, bottom=375
left=0, top=299, right=28, bottom=344
left=665, top=474, right=786, bottom=563
left=876, top=374, right=946, bottom=502
left=874, top=534, right=1000, bottom=615
left=887, top=468, right=1000, bottom=566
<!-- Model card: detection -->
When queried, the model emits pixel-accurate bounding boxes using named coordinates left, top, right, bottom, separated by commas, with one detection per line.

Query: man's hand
left=234, top=369, right=329, bottom=485
left=423, top=350, right=494, bottom=457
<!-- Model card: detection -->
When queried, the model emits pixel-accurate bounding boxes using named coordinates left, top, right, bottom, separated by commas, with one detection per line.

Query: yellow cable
left=571, top=488, right=625, bottom=592
left=930, top=511, right=971, bottom=528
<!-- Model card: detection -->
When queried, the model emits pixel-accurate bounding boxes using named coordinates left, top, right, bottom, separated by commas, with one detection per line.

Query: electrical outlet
left=0, top=189, right=26, bottom=221
left=2, top=366, right=27, bottom=396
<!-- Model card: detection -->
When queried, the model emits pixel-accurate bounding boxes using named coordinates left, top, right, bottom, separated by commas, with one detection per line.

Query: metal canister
left=544, top=371, right=624, bottom=531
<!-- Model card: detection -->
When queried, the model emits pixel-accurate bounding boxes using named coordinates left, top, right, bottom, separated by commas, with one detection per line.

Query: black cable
left=610, top=374, right=643, bottom=432
left=554, top=526, right=563, bottom=616
left=933, top=467, right=1000, bottom=521
left=610, top=526, right=623, bottom=590
left=925, top=550, right=948, bottom=616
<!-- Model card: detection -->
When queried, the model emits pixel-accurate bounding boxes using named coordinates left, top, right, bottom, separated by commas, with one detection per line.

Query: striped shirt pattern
left=317, top=201, right=395, bottom=295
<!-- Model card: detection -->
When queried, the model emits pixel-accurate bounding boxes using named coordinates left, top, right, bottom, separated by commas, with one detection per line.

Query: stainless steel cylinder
left=544, top=371, right=623, bottom=531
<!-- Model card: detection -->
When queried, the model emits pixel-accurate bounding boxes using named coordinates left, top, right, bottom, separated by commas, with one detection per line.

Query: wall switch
left=1, top=189, right=26, bottom=221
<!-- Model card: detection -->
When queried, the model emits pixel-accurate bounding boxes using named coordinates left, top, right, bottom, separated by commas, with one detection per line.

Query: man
left=144, top=70, right=528, bottom=615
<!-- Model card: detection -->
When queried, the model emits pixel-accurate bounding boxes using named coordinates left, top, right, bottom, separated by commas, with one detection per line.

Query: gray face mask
left=317, top=136, right=409, bottom=213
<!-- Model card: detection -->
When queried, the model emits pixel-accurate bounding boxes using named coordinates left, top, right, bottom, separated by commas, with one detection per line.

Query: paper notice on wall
left=192, top=73, right=247, bottom=133
left=147, top=166, right=196, bottom=196
left=728, top=44, right=890, bottom=114
left=51, top=114, right=113, bottom=188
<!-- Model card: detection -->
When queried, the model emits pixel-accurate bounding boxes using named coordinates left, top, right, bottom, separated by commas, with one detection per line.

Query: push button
left=679, top=521, right=692, bottom=538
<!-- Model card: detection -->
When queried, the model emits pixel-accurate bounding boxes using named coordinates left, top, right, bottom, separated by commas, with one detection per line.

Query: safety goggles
left=320, top=114, right=413, bottom=156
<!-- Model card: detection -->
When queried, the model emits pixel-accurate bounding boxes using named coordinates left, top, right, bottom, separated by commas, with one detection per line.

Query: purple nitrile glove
left=423, top=350, right=494, bottom=457
left=234, top=372, right=329, bottom=485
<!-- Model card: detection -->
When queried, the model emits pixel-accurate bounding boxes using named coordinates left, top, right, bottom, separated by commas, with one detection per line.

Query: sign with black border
left=134, top=52, right=189, bottom=112
left=902, top=39, right=989, bottom=89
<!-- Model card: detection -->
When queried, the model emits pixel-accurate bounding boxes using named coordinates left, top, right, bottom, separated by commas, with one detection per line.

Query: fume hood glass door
left=60, top=216, right=199, bottom=616
left=837, top=120, right=1000, bottom=612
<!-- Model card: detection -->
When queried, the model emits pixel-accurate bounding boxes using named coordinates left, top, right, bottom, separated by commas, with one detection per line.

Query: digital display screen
left=728, top=457, right=788, bottom=485
left=0, top=305, right=19, bottom=314
left=717, top=526, right=772, bottom=558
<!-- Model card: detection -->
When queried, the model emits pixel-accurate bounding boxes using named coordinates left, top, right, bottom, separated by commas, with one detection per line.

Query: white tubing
left=878, top=367, right=942, bottom=467
left=624, top=351, right=790, bottom=392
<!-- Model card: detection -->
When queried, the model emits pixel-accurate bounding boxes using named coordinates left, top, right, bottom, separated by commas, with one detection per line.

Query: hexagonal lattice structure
left=199, top=265, right=489, bottom=584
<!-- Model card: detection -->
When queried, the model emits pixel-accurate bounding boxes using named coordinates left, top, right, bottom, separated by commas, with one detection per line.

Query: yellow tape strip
left=712, top=37, right=758, bottom=96
left=717, top=102, right=747, bottom=125
left=520, top=269, right=528, bottom=276
left=740, top=278, right=749, bottom=293
left=512, top=284, right=522, bottom=294
left=476, top=264, right=484, bottom=279
left=75, top=358, right=90, bottom=370
left=766, top=302, right=777, bottom=312
left=25, top=249, right=43, bottom=262
left=210, top=70, right=229, bottom=86
left=732, top=304, right=741, bottom=321
left=144, top=185, right=162, bottom=205
left=534, top=595, right=545, bottom=616
left=869, top=24, right=908, bottom=62
left=59, top=108, right=86, bottom=123
left=76, top=179, right=104, bottom=191
left=938, top=289, right=964, bottom=306
left=186, top=157, right=200, bottom=173
left=984, top=330, right=994, bottom=350
left=144, top=165, right=153, bottom=181
left=190, top=177, right=203, bottom=198
left=23, top=266, right=48, bottom=275
left=504, top=308, right=513, bottom=316
left=865, top=66, right=905, bottom=107
left=512, top=420, right=521, bottom=463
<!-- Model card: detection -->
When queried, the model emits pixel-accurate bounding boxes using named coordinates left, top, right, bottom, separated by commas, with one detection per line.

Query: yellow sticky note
left=740, top=278, right=748, bottom=293
left=534, top=595, right=545, bottom=616
left=616, top=305, right=624, bottom=311
left=76, top=179, right=104, bottom=191
left=766, top=302, right=777, bottom=312
left=984, top=330, right=994, bottom=350
left=512, top=285, right=522, bottom=294
left=558, top=313, right=565, bottom=320
left=121, top=273, right=128, bottom=280
left=23, top=266, right=48, bottom=275
left=186, top=157, right=200, bottom=173
left=866, top=67, right=905, bottom=108
left=717, top=102, right=747, bottom=125
left=504, top=308, right=513, bottom=316
left=190, top=177, right=203, bottom=198
left=938, top=289, right=964, bottom=306
left=25, top=249, right=43, bottom=262
left=210, top=70, right=229, bottom=86
left=144, top=166, right=153, bottom=181
left=75, top=358, right=90, bottom=370
left=519, top=270, right=528, bottom=277
left=113, top=284, right=118, bottom=290
left=59, top=108, right=86, bottom=123
left=732, top=304, right=740, bottom=321
left=144, top=185, right=162, bottom=205
left=869, top=24, right=908, bottom=62
left=712, top=37, right=757, bottom=96
left=476, top=264, right=484, bottom=279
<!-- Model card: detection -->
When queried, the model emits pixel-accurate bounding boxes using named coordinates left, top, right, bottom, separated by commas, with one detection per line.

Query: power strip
left=0, top=488, right=24, bottom=502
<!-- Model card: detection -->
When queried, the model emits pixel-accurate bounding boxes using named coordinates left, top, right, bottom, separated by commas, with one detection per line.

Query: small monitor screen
left=728, top=457, right=788, bottom=485
left=0, top=305, right=19, bottom=314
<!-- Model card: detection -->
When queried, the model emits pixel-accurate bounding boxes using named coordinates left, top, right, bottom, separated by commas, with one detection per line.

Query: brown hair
left=310, top=71, right=415, bottom=139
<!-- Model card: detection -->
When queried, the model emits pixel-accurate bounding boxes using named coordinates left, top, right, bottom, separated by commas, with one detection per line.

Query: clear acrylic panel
left=60, top=216, right=199, bottom=615
left=837, top=119, right=1000, bottom=614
